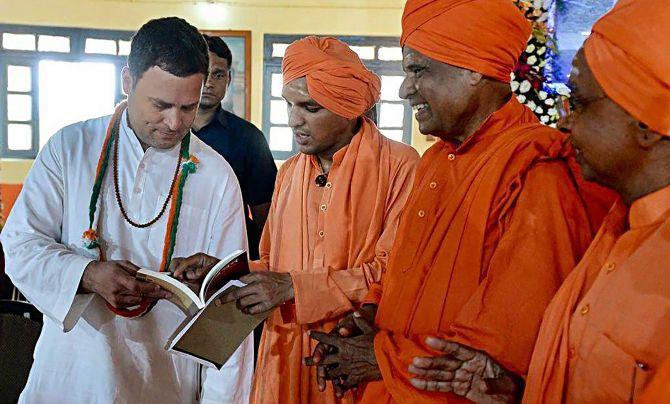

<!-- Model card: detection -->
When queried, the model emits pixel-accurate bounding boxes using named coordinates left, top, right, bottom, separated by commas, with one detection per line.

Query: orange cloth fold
left=400, top=0, right=531, bottom=83
left=282, top=36, right=381, bottom=119
left=640, top=357, right=670, bottom=403
left=584, top=0, right=670, bottom=135
left=359, top=98, right=598, bottom=403
left=250, top=119, right=419, bottom=404
left=524, top=185, right=670, bottom=403
left=567, top=158, right=617, bottom=234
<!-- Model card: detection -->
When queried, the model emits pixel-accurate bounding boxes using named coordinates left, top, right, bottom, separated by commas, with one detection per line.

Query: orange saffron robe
left=250, top=119, right=419, bottom=404
left=360, top=98, right=598, bottom=403
left=640, top=356, right=670, bottom=403
left=524, top=185, right=670, bottom=403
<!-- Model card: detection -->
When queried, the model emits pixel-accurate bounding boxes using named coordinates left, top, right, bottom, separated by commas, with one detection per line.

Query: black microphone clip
left=315, top=174, right=328, bottom=187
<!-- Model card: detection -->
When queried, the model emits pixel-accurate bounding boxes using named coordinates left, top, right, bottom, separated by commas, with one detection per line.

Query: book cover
left=167, top=281, right=269, bottom=369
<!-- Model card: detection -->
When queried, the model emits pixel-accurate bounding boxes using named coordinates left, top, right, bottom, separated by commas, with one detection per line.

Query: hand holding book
left=167, top=251, right=296, bottom=316
left=169, top=252, right=221, bottom=285
left=216, top=271, right=294, bottom=315
left=136, top=250, right=268, bottom=369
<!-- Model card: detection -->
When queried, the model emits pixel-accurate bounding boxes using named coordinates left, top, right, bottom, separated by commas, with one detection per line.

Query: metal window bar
left=0, top=24, right=132, bottom=159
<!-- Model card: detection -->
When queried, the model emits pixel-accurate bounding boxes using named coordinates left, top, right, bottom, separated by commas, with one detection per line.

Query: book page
left=136, top=269, right=203, bottom=315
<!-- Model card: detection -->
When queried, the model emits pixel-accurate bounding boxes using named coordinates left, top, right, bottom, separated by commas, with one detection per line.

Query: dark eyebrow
left=296, top=100, right=322, bottom=108
left=149, top=97, right=173, bottom=108
left=281, top=96, right=322, bottom=108
left=211, top=68, right=227, bottom=74
left=403, top=62, right=426, bottom=72
left=149, top=97, right=198, bottom=110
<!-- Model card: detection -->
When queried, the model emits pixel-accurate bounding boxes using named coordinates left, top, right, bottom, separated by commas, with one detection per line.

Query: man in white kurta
left=1, top=108, right=253, bottom=403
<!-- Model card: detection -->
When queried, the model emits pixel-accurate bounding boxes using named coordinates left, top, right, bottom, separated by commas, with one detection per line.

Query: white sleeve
left=0, top=131, right=94, bottom=332
left=199, top=170, right=254, bottom=403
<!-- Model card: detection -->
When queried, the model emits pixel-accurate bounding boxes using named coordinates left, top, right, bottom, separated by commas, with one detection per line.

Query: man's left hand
left=219, top=271, right=294, bottom=314
left=409, top=337, right=521, bottom=403
left=307, top=312, right=382, bottom=397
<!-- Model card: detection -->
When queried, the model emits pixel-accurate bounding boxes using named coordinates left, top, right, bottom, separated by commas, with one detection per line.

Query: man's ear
left=121, top=66, right=133, bottom=95
left=226, top=70, right=233, bottom=90
left=634, top=121, right=664, bottom=149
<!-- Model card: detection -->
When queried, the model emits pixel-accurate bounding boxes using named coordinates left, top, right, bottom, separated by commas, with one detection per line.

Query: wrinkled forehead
left=401, top=45, right=469, bottom=81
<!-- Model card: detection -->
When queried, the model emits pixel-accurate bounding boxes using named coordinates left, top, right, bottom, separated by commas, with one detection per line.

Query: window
left=38, top=61, right=117, bottom=149
left=1, top=24, right=131, bottom=158
left=2, top=33, right=36, bottom=51
left=378, top=46, right=403, bottom=61
left=38, top=35, right=70, bottom=53
left=262, top=35, right=411, bottom=160
left=85, top=38, right=117, bottom=55
left=3, top=63, right=36, bottom=155
left=118, top=40, right=131, bottom=56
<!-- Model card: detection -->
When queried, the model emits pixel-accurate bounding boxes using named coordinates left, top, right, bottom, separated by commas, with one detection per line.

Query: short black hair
left=128, top=17, right=209, bottom=83
left=203, top=34, right=233, bottom=68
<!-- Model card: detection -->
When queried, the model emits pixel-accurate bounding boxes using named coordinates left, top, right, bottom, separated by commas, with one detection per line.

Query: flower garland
left=512, top=0, right=566, bottom=127
left=83, top=101, right=199, bottom=318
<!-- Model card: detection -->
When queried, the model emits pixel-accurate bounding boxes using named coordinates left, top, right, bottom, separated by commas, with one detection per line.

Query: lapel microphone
left=315, top=173, right=328, bottom=187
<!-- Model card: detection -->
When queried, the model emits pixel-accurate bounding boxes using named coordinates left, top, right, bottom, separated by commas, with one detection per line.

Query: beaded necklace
left=82, top=101, right=199, bottom=317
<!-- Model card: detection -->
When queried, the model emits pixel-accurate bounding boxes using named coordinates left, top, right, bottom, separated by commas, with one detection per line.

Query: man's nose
left=287, top=106, right=304, bottom=128
left=164, top=109, right=182, bottom=132
left=399, top=75, right=416, bottom=100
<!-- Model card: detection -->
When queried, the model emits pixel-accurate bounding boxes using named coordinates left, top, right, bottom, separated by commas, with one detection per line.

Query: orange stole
left=522, top=202, right=627, bottom=404
left=640, top=357, right=670, bottom=403
left=361, top=99, right=596, bottom=403
left=250, top=118, right=418, bottom=404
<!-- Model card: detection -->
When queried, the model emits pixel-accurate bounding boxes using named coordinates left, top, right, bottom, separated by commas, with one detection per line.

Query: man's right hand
left=336, top=303, right=378, bottom=338
left=304, top=303, right=378, bottom=392
left=79, top=260, right=171, bottom=309
left=169, top=253, right=220, bottom=285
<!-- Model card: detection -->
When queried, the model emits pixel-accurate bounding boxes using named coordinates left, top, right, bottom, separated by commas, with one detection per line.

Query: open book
left=166, top=280, right=268, bottom=369
left=137, top=250, right=268, bottom=369
left=136, top=249, right=249, bottom=316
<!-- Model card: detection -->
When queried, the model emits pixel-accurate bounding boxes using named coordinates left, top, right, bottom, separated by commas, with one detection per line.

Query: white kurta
left=1, top=110, right=253, bottom=403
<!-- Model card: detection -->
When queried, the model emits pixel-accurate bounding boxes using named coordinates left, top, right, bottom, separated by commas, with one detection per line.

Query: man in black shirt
left=193, top=35, right=277, bottom=260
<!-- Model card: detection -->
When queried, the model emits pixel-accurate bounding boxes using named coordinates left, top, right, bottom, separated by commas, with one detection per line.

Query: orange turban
left=282, top=36, right=381, bottom=119
left=584, top=0, right=670, bottom=136
left=401, top=0, right=531, bottom=83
